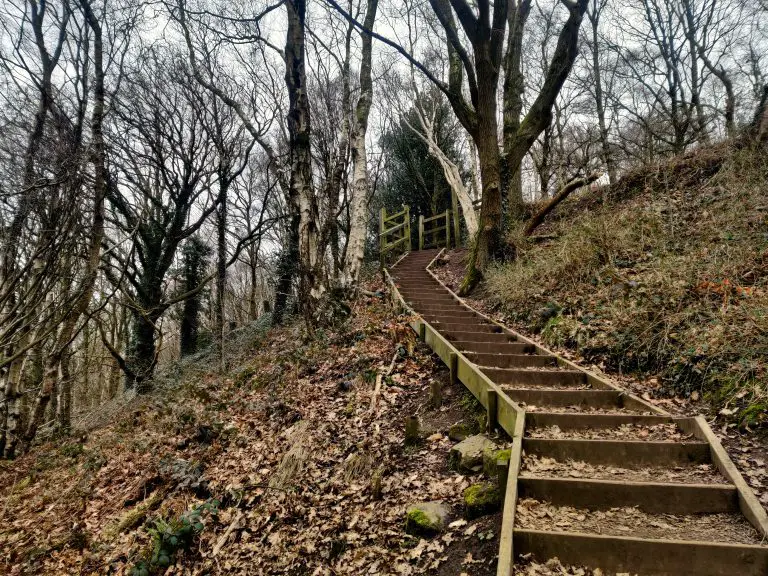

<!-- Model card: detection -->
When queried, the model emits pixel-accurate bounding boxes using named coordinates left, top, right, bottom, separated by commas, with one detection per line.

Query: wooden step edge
left=525, top=412, right=681, bottom=430
left=522, top=437, right=712, bottom=467
left=518, top=475, right=739, bottom=514
left=681, top=415, right=768, bottom=539
left=512, top=528, right=768, bottom=576
left=505, top=389, right=625, bottom=408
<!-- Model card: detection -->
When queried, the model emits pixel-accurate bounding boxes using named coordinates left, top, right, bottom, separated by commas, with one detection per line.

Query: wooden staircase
left=388, top=249, right=768, bottom=576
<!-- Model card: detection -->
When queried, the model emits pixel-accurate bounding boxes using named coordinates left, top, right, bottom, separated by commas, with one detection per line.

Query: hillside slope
left=433, top=141, right=768, bottom=513
left=0, top=280, right=504, bottom=575
left=485, top=142, right=767, bottom=425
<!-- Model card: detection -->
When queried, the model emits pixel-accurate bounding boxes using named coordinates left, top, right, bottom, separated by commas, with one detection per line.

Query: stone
left=448, top=422, right=473, bottom=442
left=449, top=435, right=498, bottom=472
left=463, top=482, right=501, bottom=519
left=482, top=448, right=511, bottom=477
left=404, top=502, right=449, bottom=536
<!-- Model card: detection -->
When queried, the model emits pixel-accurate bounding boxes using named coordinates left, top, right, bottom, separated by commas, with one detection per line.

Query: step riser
left=487, top=369, right=586, bottom=387
left=526, top=413, right=678, bottom=430
left=452, top=341, right=534, bottom=354
left=433, top=323, right=501, bottom=334
left=466, top=353, right=556, bottom=369
left=507, top=389, right=621, bottom=407
left=444, top=331, right=516, bottom=343
left=518, top=477, right=739, bottom=515
left=513, top=529, right=768, bottom=576
left=523, top=438, right=711, bottom=467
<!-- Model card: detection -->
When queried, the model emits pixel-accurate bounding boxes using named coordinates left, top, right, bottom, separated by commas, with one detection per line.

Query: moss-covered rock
left=482, top=447, right=511, bottom=477
left=448, top=422, right=472, bottom=442
left=449, top=435, right=498, bottom=472
left=463, top=482, right=501, bottom=519
left=404, top=502, right=449, bottom=536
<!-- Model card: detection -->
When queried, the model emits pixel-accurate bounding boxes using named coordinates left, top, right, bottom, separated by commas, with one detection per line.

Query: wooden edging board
left=424, top=249, right=768, bottom=546
left=383, top=251, right=523, bottom=576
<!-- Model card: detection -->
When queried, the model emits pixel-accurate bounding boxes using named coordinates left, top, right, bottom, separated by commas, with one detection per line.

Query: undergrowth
left=487, top=142, right=768, bottom=427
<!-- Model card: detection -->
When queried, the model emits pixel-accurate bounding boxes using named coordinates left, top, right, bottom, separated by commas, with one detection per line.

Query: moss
left=448, top=422, right=472, bottom=442
left=482, top=448, right=511, bottom=477
left=463, top=483, right=501, bottom=519
left=404, top=504, right=446, bottom=536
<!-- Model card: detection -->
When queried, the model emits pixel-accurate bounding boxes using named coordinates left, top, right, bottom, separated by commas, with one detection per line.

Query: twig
left=370, top=350, right=399, bottom=413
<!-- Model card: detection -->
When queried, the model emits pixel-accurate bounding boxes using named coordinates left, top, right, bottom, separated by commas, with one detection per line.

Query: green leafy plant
left=130, top=499, right=220, bottom=575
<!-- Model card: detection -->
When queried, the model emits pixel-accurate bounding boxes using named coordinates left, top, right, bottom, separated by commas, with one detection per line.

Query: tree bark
left=285, top=0, right=322, bottom=326
left=342, top=0, right=379, bottom=289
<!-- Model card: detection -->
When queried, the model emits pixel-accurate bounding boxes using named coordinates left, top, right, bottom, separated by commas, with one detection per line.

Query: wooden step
left=526, top=412, right=676, bottom=430
left=488, top=368, right=587, bottom=387
left=443, top=330, right=517, bottom=343
left=465, top=352, right=555, bottom=368
left=505, top=389, right=622, bottom=408
left=518, top=476, right=739, bottom=514
left=513, top=529, right=768, bottom=576
left=452, top=341, right=534, bottom=354
left=522, top=438, right=711, bottom=467
left=432, top=321, right=501, bottom=334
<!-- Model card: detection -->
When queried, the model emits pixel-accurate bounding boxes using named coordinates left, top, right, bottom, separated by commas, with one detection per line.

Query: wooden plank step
left=513, top=529, right=768, bottom=576
left=518, top=476, right=739, bottom=514
left=506, top=389, right=621, bottom=407
left=523, top=438, right=711, bottom=467
left=488, top=368, right=587, bottom=387
left=451, top=341, right=534, bottom=354
left=422, top=312, right=483, bottom=323
left=432, top=322, right=501, bottom=333
left=464, top=352, right=555, bottom=368
left=526, top=412, right=677, bottom=430
left=443, top=330, right=517, bottom=343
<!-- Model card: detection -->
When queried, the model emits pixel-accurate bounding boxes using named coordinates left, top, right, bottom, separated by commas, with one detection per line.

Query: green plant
left=130, top=499, right=220, bottom=575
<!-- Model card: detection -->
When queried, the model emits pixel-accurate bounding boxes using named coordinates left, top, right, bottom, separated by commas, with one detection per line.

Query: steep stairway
left=389, top=250, right=768, bottom=576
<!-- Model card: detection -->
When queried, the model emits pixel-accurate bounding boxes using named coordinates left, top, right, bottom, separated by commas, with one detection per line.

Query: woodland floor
left=0, top=277, right=507, bottom=576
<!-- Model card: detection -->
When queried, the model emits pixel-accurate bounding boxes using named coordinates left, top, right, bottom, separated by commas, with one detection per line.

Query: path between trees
left=389, top=249, right=768, bottom=576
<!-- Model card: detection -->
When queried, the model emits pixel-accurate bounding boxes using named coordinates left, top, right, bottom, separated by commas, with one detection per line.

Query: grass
left=487, top=141, right=768, bottom=427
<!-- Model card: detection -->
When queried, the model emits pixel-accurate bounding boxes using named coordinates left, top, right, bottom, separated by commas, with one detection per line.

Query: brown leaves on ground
left=0, top=278, right=501, bottom=575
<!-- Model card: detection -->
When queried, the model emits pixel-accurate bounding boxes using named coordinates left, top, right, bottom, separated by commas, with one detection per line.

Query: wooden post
left=451, top=191, right=460, bottom=248
left=379, top=207, right=386, bottom=268
left=496, top=453, right=510, bottom=497
left=405, top=205, right=412, bottom=252
left=486, top=389, right=498, bottom=433
left=418, top=215, right=424, bottom=250
left=449, top=352, right=458, bottom=386
left=419, top=322, right=426, bottom=341
left=444, top=209, right=451, bottom=248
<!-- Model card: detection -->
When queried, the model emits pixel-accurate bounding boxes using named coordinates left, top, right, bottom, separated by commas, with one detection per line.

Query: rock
left=405, top=502, right=449, bottom=536
left=449, top=435, right=498, bottom=472
left=463, top=482, right=501, bottom=519
left=448, top=422, right=472, bottom=442
left=482, top=448, right=511, bottom=477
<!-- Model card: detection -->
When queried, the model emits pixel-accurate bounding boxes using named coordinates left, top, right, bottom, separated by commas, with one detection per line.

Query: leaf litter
left=0, top=278, right=503, bottom=575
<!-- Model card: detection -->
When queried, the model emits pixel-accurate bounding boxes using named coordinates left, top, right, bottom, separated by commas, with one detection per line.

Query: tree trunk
left=23, top=0, right=106, bottom=447
left=588, top=3, right=616, bottom=184
left=216, top=182, right=227, bottom=371
left=342, top=0, right=378, bottom=289
left=285, top=0, right=322, bottom=326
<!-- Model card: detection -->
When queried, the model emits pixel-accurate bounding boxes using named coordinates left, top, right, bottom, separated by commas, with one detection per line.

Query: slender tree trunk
left=285, top=0, right=322, bottom=326
left=56, top=352, right=72, bottom=432
left=588, top=5, right=616, bottom=184
left=342, top=0, right=379, bottom=289
left=502, top=0, right=530, bottom=218
left=23, top=0, right=106, bottom=448
left=216, top=182, right=227, bottom=371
